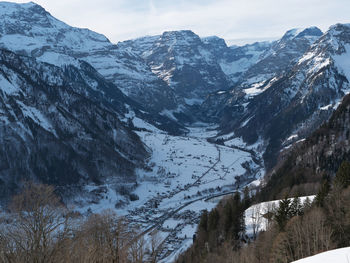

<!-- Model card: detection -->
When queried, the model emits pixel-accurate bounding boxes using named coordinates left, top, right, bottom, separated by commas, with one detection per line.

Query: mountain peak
left=328, top=23, right=350, bottom=38
left=202, top=36, right=228, bottom=48
left=0, top=1, right=47, bottom=15
left=281, top=26, right=322, bottom=41
left=296, top=26, right=323, bottom=37
left=157, top=30, right=202, bottom=47
left=161, top=30, right=200, bottom=40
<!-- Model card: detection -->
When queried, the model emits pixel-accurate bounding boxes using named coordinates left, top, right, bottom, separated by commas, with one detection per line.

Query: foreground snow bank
left=292, top=247, right=350, bottom=263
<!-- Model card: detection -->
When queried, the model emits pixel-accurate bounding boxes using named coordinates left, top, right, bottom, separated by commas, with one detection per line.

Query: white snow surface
left=71, top=120, right=263, bottom=263
left=0, top=74, right=20, bottom=95
left=292, top=247, right=350, bottom=263
left=0, top=2, right=158, bottom=96
left=334, top=44, right=350, bottom=81
left=245, top=196, right=315, bottom=237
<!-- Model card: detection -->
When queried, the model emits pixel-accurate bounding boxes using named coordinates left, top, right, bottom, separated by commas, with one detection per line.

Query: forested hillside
left=177, top=93, right=350, bottom=263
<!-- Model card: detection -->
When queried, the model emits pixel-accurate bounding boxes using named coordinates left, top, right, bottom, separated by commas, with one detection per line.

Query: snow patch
left=292, top=247, right=350, bottom=263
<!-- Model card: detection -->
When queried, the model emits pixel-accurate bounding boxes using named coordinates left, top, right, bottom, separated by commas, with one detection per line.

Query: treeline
left=176, top=191, right=250, bottom=263
left=177, top=161, right=350, bottom=263
left=0, top=183, right=160, bottom=263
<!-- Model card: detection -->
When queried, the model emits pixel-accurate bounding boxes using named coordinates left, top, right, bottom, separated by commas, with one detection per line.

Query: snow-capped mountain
left=117, top=31, right=274, bottom=122
left=122, top=30, right=233, bottom=104
left=240, top=27, right=323, bottom=86
left=203, top=37, right=273, bottom=83
left=0, top=48, right=150, bottom=200
left=0, top=1, right=178, bottom=113
left=209, top=24, right=350, bottom=169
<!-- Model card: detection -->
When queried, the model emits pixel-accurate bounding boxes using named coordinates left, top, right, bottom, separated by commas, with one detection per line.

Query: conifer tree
left=334, top=160, right=350, bottom=188
left=199, top=210, right=208, bottom=232
left=315, top=174, right=330, bottom=207
left=275, top=197, right=291, bottom=231
left=290, top=197, right=303, bottom=216
left=208, top=209, right=220, bottom=231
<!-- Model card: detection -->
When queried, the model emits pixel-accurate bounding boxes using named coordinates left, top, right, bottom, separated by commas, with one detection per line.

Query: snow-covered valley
left=71, top=119, right=263, bottom=262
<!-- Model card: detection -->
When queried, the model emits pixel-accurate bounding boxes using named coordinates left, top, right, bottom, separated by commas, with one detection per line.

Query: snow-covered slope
left=292, top=247, right=350, bottom=263
left=219, top=41, right=273, bottom=83
left=203, top=24, right=350, bottom=169
left=245, top=196, right=315, bottom=237
left=201, top=27, right=322, bottom=119
left=240, top=27, right=323, bottom=86
left=201, top=36, right=273, bottom=83
left=141, top=30, right=233, bottom=101
left=0, top=1, right=177, bottom=112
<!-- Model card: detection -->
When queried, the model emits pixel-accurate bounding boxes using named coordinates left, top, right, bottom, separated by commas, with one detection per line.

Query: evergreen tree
left=208, top=209, right=220, bottom=231
left=275, top=197, right=291, bottom=231
left=243, top=186, right=251, bottom=208
left=199, top=210, right=208, bottom=232
left=334, top=160, right=350, bottom=188
left=315, top=174, right=330, bottom=207
left=303, top=196, right=312, bottom=211
left=223, top=202, right=233, bottom=235
left=290, top=197, right=303, bottom=216
left=231, top=192, right=245, bottom=243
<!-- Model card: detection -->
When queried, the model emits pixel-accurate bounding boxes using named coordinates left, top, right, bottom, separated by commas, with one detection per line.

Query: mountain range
left=1, top=1, right=350, bottom=205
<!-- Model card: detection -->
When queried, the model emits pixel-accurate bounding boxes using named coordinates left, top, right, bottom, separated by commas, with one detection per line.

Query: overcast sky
left=11, top=0, right=350, bottom=45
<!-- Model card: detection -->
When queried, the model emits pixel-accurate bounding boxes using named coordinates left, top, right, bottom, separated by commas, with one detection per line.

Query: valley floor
left=73, top=120, right=264, bottom=262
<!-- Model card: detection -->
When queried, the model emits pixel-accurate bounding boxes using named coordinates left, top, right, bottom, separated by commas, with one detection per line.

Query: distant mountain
left=240, top=27, right=323, bottom=86
left=0, top=2, right=272, bottom=121
left=203, top=36, right=273, bottom=83
left=118, top=31, right=273, bottom=122
left=0, top=1, right=177, bottom=113
left=202, top=25, right=350, bottom=169
left=201, top=27, right=323, bottom=120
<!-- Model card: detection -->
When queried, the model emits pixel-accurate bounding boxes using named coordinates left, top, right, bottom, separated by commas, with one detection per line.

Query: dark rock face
left=260, top=93, right=350, bottom=200
left=0, top=49, right=148, bottom=199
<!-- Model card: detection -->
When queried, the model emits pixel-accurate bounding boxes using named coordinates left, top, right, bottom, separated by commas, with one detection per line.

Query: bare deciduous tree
left=2, top=183, right=70, bottom=263
left=251, top=204, right=262, bottom=240
left=72, top=209, right=130, bottom=263
left=149, top=229, right=163, bottom=263
left=129, top=232, right=146, bottom=263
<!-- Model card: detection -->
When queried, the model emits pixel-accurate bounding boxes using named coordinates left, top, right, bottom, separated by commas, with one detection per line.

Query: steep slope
left=0, top=1, right=177, bottom=112
left=201, top=27, right=322, bottom=119
left=141, top=30, right=233, bottom=103
left=206, top=25, right=350, bottom=170
left=241, top=27, right=323, bottom=85
left=203, top=37, right=273, bottom=83
left=118, top=32, right=272, bottom=123
left=0, top=48, right=148, bottom=200
left=260, top=91, right=350, bottom=200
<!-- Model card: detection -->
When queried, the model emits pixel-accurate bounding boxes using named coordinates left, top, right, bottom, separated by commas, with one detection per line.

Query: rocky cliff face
left=207, top=25, right=350, bottom=169
left=0, top=48, right=148, bottom=200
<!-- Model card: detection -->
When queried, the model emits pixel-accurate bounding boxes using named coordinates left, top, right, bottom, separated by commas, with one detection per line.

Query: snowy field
left=292, top=247, right=350, bottom=263
left=72, top=118, right=263, bottom=262
left=245, top=196, right=315, bottom=237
